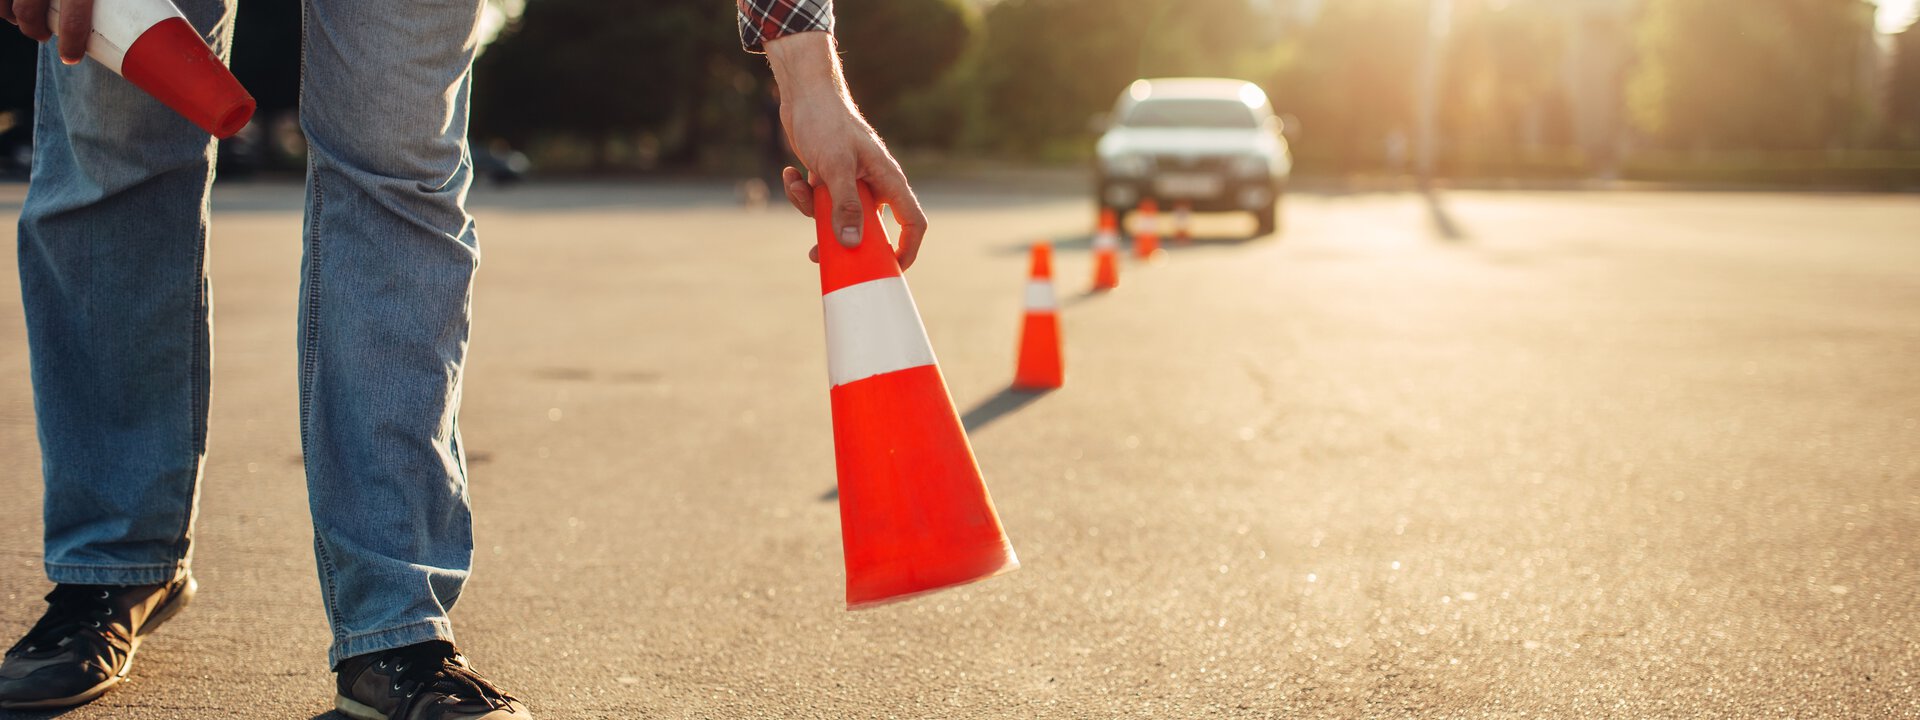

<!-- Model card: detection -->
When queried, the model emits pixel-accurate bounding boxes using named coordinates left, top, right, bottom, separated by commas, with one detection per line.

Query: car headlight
left=1231, top=155, right=1270, bottom=177
left=1103, top=153, right=1151, bottom=177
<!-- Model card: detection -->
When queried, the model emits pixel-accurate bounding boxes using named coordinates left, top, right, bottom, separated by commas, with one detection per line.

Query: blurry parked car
left=1094, top=77, right=1293, bottom=237
left=474, top=139, right=530, bottom=187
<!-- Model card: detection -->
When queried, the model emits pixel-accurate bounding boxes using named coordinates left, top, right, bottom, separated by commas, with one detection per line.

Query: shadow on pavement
left=1425, top=188, right=1468, bottom=242
left=818, top=387, right=1054, bottom=502
left=0, top=708, right=78, bottom=719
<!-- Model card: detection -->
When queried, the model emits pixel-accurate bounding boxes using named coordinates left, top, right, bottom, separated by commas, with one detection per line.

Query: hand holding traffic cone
left=814, top=183, right=1019, bottom=609
left=49, top=0, right=254, bottom=137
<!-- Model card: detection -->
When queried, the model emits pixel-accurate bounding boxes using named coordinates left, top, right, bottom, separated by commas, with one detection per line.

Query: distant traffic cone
left=1173, top=201, right=1193, bottom=245
left=51, top=0, right=255, bottom=137
left=1091, top=208, right=1121, bottom=291
left=1013, top=241, right=1063, bottom=390
left=813, top=183, right=1019, bottom=610
left=1133, top=199, right=1163, bottom=260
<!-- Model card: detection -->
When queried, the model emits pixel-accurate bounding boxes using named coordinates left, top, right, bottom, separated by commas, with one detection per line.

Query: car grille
left=1150, top=154, right=1234, bottom=173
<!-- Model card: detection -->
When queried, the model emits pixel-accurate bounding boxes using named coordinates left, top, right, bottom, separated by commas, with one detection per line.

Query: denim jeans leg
left=17, top=0, right=234, bottom=587
left=297, top=0, right=488, bottom=669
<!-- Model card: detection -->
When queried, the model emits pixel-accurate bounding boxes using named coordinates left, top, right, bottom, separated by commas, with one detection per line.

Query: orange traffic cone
left=1013, top=242, right=1063, bottom=390
left=813, top=183, right=1019, bottom=609
left=1133, top=199, right=1163, bottom=260
left=1173, top=201, right=1193, bottom=245
left=1092, top=208, right=1121, bottom=291
left=52, top=0, right=255, bottom=137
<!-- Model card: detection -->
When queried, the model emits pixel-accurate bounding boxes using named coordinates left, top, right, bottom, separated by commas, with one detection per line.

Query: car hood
left=1097, top=127, right=1278, bottom=158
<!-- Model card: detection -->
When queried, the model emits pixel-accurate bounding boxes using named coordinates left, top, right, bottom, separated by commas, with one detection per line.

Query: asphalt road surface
left=1, top=182, right=1916, bottom=719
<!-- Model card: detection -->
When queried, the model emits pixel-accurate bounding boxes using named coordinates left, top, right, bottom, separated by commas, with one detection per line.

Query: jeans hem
left=44, top=561, right=183, bottom=586
left=329, top=618, right=456, bottom=670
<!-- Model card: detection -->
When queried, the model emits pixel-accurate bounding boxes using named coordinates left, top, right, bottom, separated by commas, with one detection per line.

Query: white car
left=1095, top=77, right=1293, bottom=236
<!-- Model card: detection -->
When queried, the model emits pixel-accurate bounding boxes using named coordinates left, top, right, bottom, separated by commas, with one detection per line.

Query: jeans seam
left=172, top=147, right=215, bottom=575
left=298, top=0, right=346, bottom=646
left=313, top=534, right=346, bottom=643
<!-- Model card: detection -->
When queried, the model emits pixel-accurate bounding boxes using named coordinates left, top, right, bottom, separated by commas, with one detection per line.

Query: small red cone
left=53, top=0, right=255, bottom=137
left=814, top=183, right=1019, bottom=610
left=1092, top=208, right=1120, bottom=291
left=1173, top=201, right=1193, bottom=246
left=1013, top=241, right=1063, bottom=390
left=1133, top=199, right=1163, bottom=260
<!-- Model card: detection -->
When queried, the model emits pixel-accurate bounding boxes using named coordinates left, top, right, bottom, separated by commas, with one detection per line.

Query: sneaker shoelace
left=385, top=642, right=517, bottom=716
left=6, top=585, right=134, bottom=660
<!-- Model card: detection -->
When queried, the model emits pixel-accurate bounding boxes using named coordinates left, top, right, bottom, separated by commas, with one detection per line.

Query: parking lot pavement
left=1, top=182, right=1916, bottom=718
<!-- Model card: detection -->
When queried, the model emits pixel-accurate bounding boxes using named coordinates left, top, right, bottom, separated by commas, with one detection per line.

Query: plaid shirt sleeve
left=737, top=0, right=835, bottom=53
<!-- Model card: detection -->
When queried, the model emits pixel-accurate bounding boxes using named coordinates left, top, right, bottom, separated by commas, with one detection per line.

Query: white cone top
left=822, top=276, right=937, bottom=388
left=1024, top=280, right=1056, bottom=312
left=49, top=0, right=185, bottom=75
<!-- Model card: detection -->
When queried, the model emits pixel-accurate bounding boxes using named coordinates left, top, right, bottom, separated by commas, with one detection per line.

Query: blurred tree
left=475, top=0, right=715, bottom=168
left=1630, top=0, right=1878, bottom=152
left=1436, top=0, right=1574, bottom=173
left=1890, top=24, right=1920, bottom=148
left=1251, top=0, right=1425, bottom=172
left=834, top=0, right=975, bottom=140
left=230, top=1, right=301, bottom=116
left=0, top=32, right=34, bottom=116
left=970, top=0, right=1269, bottom=156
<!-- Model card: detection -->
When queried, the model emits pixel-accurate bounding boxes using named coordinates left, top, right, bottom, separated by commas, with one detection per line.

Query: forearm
left=764, top=32, right=857, bottom=115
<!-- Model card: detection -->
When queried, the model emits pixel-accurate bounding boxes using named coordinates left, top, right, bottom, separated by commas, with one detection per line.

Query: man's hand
left=2, top=0, right=95, bottom=65
left=764, top=31, right=929, bottom=269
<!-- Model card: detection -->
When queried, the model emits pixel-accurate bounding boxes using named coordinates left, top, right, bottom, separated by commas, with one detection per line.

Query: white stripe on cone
left=1023, top=280, right=1056, bottom=311
left=49, top=0, right=184, bottom=74
left=1093, top=230, right=1118, bottom=250
left=822, top=276, right=937, bottom=388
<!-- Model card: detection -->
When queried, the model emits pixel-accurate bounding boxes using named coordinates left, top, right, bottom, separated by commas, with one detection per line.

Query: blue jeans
left=18, top=0, right=486, bottom=667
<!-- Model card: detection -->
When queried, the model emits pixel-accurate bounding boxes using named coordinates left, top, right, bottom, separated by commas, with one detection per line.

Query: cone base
left=1092, top=251, right=1120, bottom=291
left=122, top=17, right=255, bottom=138
left=1013, top=312, right=1064, bottom=390
left=831, top=364, right=1018, bottom=610
left=846, top=546, right=1019, bottom=611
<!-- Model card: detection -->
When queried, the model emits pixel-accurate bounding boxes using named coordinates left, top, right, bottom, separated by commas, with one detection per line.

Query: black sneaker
left=335, top=641, right=530, bottom=720
left=0, top=570, right=196, bottom=709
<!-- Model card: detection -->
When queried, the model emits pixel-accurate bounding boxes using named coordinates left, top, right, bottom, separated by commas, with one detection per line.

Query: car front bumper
left=1098, top=172, right=1278, bottom=212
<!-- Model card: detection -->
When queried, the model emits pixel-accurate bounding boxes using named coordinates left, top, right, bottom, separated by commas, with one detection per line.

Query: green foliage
left=1630, top=0, right=1876, bottom=151
left=476, top=0, right=716, bottom=153
left=969, top=0, right=1271, bottom=154
left=1249, top=0, right=1425, bottom=171
left=834, top=0, right=976, bottom=141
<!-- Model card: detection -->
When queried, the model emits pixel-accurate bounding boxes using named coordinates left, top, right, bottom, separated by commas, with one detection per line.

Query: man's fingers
left=781, top=166, right=813, bottom=217
left=867, top=165, right=928, bottom=269
left=15, top=0, right=51, bottom=41
left=55, top=0, right=90, bottom=63
left=807, top=245, right=820, bottom=264
left=825, top=174, right=863, bottom=249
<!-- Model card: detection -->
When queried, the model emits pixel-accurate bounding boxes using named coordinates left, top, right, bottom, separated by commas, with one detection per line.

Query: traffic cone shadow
left=960, top=386, right=1053, bottom=432
left=813, top=183, right=1018, bottom=610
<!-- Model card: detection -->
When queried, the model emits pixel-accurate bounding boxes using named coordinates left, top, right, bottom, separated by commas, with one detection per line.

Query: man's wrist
left=764, top=32, right=847, bottom=104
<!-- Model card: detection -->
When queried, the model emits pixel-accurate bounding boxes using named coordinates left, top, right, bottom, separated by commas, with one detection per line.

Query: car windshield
left=1119, top=99, right=1260, bottom=129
